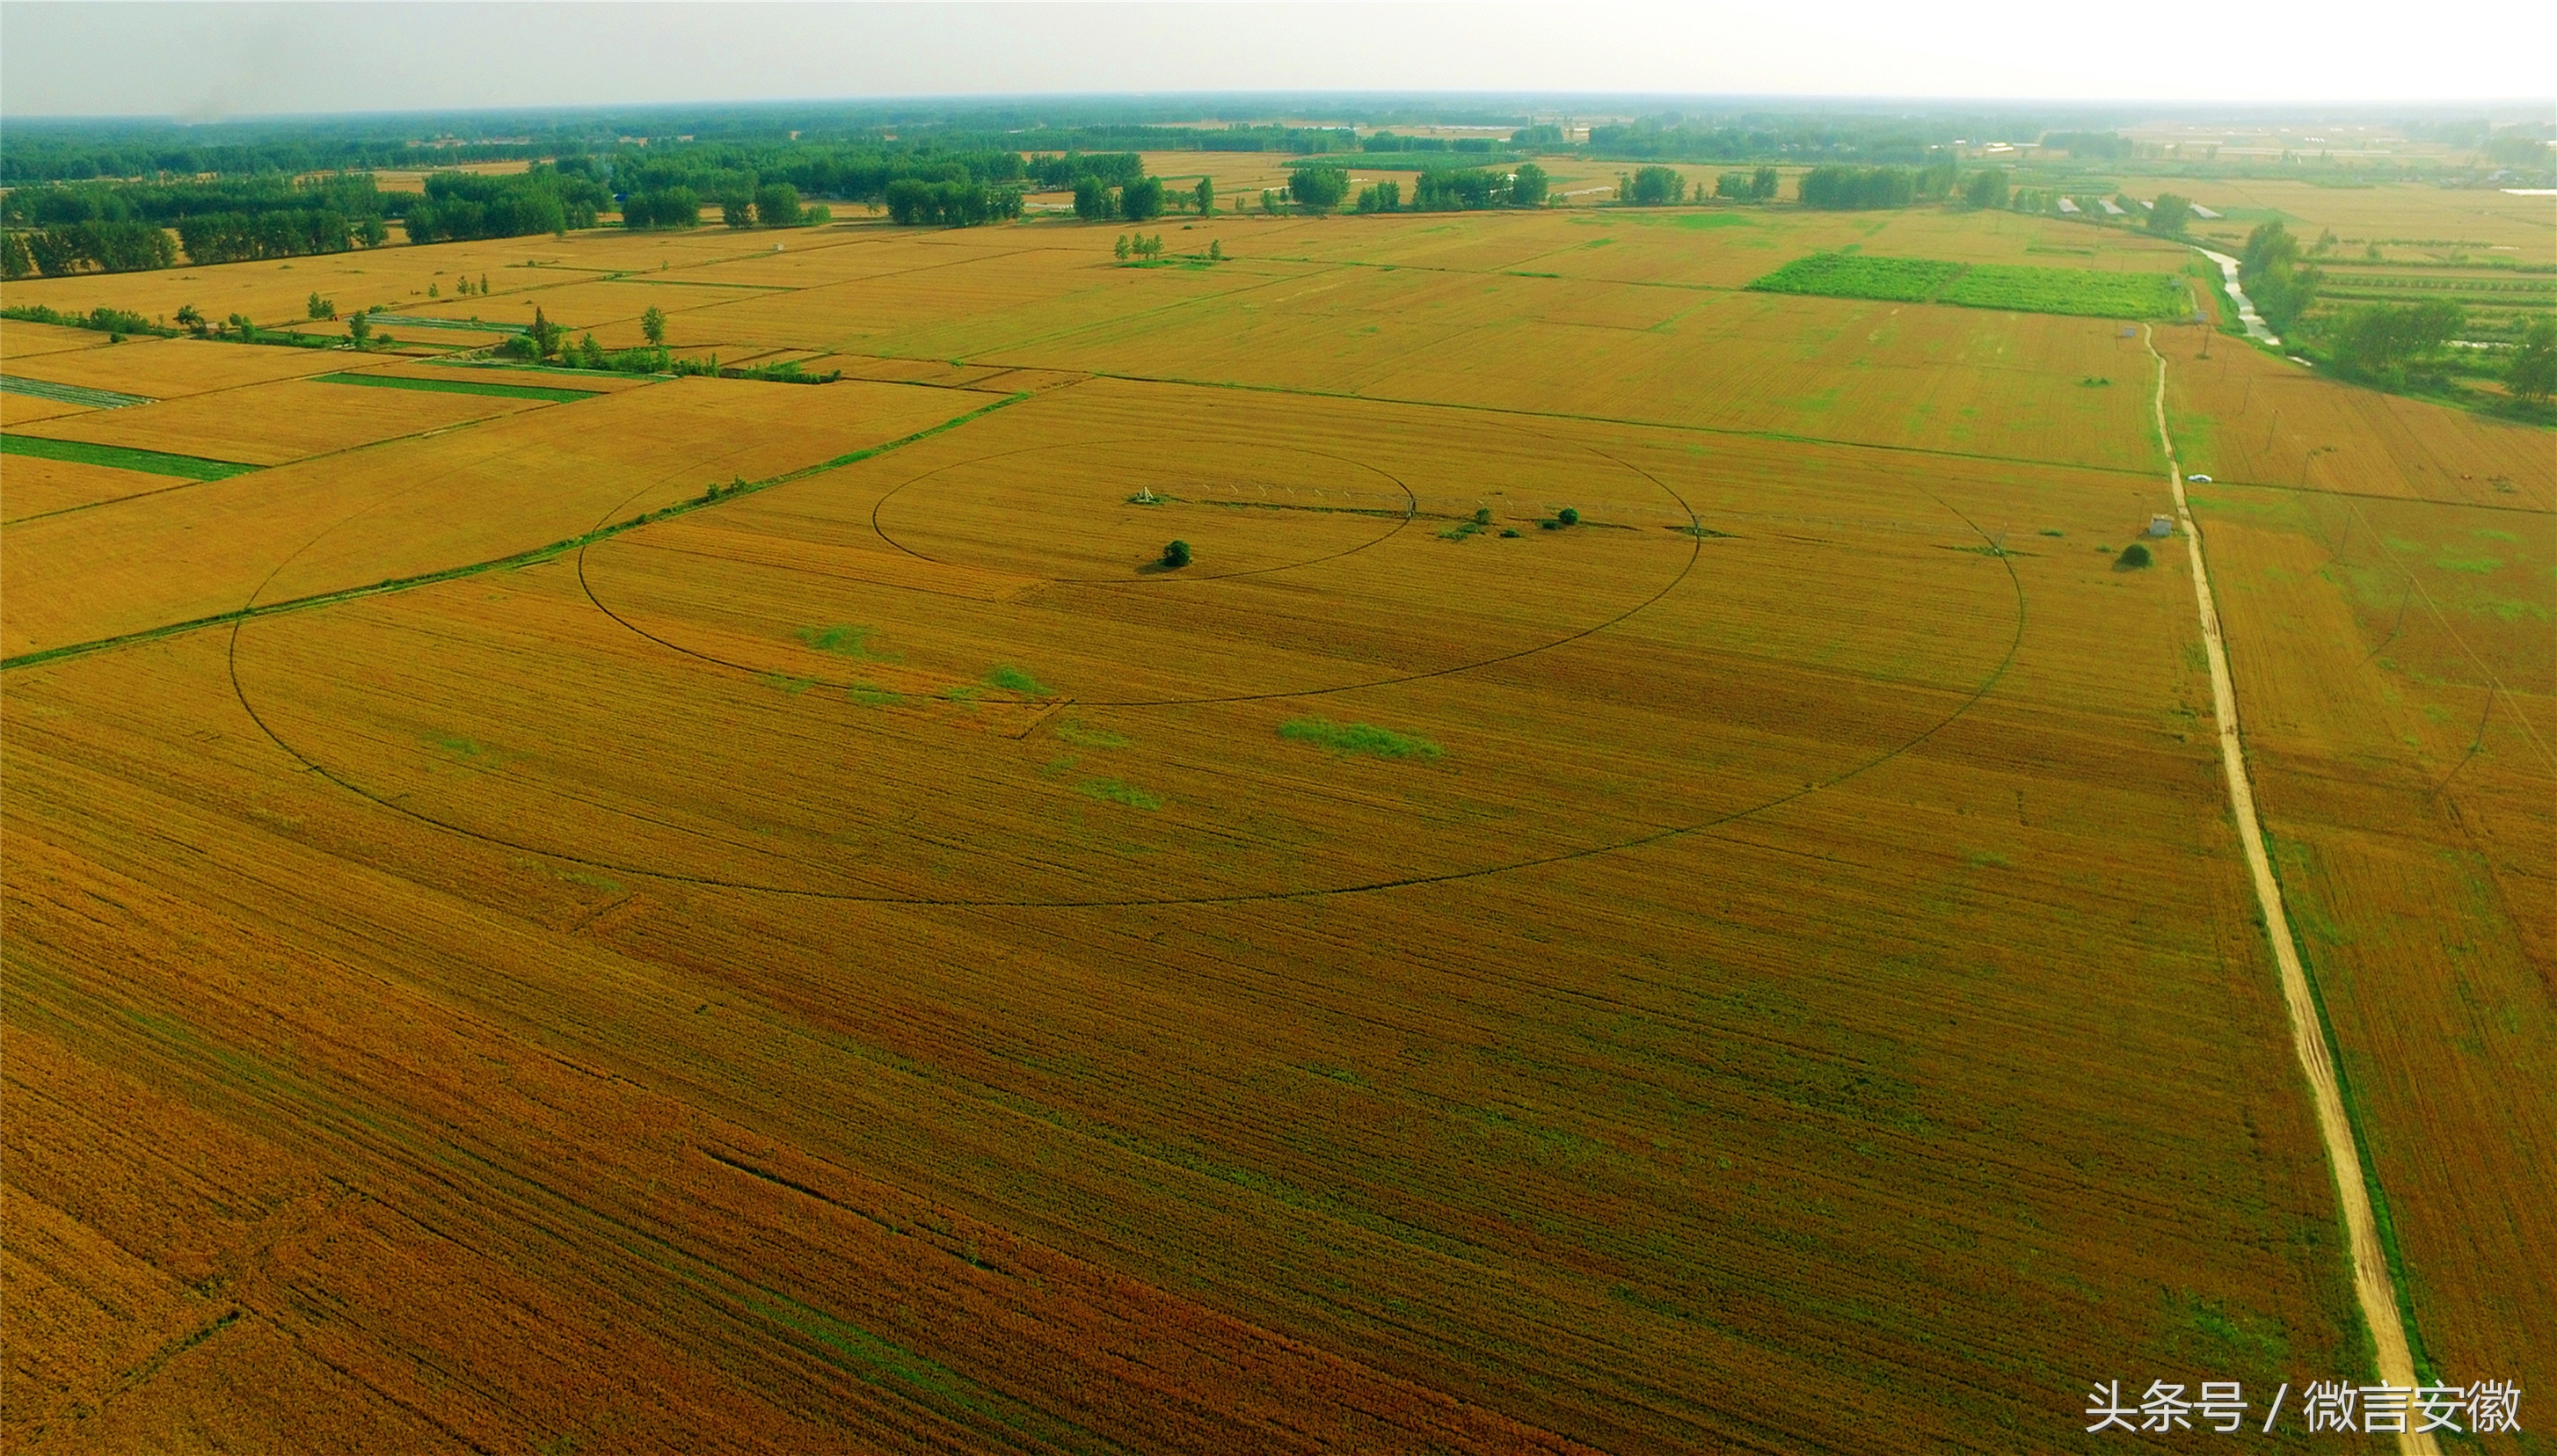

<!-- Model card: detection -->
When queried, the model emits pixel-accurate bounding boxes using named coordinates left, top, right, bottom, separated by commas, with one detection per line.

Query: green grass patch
left=314, top=371, right=601, bottom=404
left=1750, top=252, right=2188, bottom=319
left=1054, top=721, right=1130, bottom=749
left=759, top=673, right=813, bottom=695
left=1075, top=778, right=1161, bottom=810
left=847, top=681, right=902, bottom=708
left=799, top=623, right=894, bottom=660
left=0, top=432, right=259, bottom=481
left=2433, top=556, right=2501, bottom=574
left=983, top=665, right=1053, bottom=696
left=1278, top=716, right=1444, bottom=761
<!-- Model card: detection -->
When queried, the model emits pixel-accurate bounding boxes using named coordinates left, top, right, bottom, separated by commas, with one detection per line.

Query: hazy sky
left=3, top=2, right=2551, bottom=119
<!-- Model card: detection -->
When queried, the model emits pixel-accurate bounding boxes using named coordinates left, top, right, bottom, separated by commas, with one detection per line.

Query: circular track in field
left=229, top=441, right=2026, bottom=909
left=572, top=428, right=1702, bottom=709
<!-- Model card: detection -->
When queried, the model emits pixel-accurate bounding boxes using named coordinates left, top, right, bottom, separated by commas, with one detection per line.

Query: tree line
left=885, top=178, right=1024, bottom=227
left=402, top=166, right=608, bottom=244
left=1310, top=163, right=1549, bottom=214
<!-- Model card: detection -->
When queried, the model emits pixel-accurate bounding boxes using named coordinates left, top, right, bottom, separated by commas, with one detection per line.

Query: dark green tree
left=2117, top=543, right=2152, bottom=568
left=1751, top=166, right=1779, bottom=200
left=720, top=194, right=753, bottom=228
left=347, top=309, right=372, bottom=345
left=2328, top=301, right=2465, bottom=381
left=1627, top=167, right=1683, bottom=205
left=1962, top=168, right=2008, bottom=209
left=1289, top=166, right=1349, bottom=213
left=2148, top=193, right=2193, bottom=235
left=2510, top=318, right=2557, bottom=404
left=2240, top=222, right=2320, bottom=335
left=306, top=290, right=334, bottom=320
left=1074, top=177, right=1115, bottom=221
left=1120, top=177, right=1165, bottom=222
left=1511, top=162, right=1548, bottom=207
left=640, top=305, right=667, bottom=346
left=3, top=231, right=33, bottom=279
left=753, top=183, right=802, bottom=227
left=1355, top=181, right=1401, bottom=214
left=1193, top=177, right=1214, bottom=215
left=1162, top=540, right=1192, bottom=569
left=527, top=305, right=565, bottom=360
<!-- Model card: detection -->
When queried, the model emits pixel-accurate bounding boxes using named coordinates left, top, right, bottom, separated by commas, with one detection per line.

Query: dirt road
left=2145, top=324, right=2437, bottom=1456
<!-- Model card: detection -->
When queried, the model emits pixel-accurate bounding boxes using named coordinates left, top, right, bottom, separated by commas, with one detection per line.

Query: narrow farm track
left=2145, top=324, right=2437, bottom=1456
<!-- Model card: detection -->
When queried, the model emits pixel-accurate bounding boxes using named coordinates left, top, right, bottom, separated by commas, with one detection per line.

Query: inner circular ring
left=869, top=435, right=1419, bottom=585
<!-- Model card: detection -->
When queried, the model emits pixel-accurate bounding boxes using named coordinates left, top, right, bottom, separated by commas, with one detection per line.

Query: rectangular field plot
left=1, top=376, right=987, bottom=659
left=7, top=374, right=576, bottom=467
left=0, top=336, right=362, bottom=400
left=2196, top=487, right=2557, bottom=1414
left=0, top=319, right=113, bottom=362
left=0, top=455, right=193, bottom=522
left=2, top=393, right=94, bottom=428
left=1, top=432, right=259, bottom=480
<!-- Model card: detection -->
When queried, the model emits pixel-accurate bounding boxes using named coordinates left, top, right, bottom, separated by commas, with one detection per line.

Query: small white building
left=2147, top=514, right=2175, bottom=538
left=2189, top=203, right=2223, bottom=220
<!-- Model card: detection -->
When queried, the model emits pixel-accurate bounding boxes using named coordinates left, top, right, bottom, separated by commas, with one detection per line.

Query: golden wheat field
left=4, top=187, right=2546, bottom=1455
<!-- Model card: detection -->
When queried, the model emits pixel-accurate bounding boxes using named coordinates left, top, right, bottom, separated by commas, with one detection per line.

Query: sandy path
left=2145, top=325, right=2437, bottom=1455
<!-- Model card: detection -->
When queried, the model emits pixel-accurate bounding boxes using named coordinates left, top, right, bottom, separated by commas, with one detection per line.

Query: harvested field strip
left=1752, top=252, right=2189, bottom=319
left=0, top=392, right=1030, bottom=673
left=368, top=314, right=528, bottom=334
left=0, top=375, right=150, bottom=410
left=314, top=372, right=604, bottom=404
left=0, top=433, right=258, bottom=482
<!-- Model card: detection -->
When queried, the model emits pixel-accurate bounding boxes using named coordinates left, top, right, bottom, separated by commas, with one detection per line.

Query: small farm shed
left=2147, top=514, right=2175, bottom=538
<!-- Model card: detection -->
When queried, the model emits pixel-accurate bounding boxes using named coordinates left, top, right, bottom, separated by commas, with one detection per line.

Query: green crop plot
left=0, top=433, right=259, bottom=480
left=1748, top=253, right=1966, bottom=303
left=314, top=372, right=602, bottom=404
left=1751, top=253, right=2189, bottom=319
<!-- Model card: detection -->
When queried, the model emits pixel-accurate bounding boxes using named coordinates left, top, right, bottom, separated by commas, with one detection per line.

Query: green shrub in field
left=2118, top=543, right=2153, bottom=568
left=799, top=624, right=892, bottom=659
left=984, top=665, right=1053, bottom=695
left=1076, top=778, right=1162, bottom=810
left=1162, top=540, right=1192, bottom=568
left=1278, top=717, right=1443, bottom=761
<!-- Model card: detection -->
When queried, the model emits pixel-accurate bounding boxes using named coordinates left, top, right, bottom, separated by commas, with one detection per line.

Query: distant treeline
left=1, top=166, right=601, bottom=273
left=613, top=144, right=1034, bottom=229
left=1360, top=132, right=1504, bottom=155
left=399, top=165, right=608, bottom=244
left=4, top=222, right=173, bottom=278
left=1798, top=164, right=1961, bottom=210
left=884, top=178, right=1024, bottom=227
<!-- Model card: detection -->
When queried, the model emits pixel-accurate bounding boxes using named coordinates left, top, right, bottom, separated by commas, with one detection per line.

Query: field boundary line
left=1073, top=369, right=2165, bottom=479
left=1, top=394, right=1030, bottom=673
left=2147, top=324, right=2437, bottom=1455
